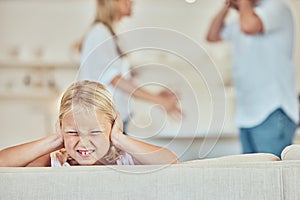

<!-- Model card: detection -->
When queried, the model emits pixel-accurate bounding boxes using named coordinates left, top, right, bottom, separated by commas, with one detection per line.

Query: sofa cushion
left=281, top=145, right=300, bottom=160
left=181, top=153, right=280, bottom=165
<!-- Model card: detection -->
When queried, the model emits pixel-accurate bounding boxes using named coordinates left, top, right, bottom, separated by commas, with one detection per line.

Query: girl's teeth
left=78, top=150, right=93, bottom=155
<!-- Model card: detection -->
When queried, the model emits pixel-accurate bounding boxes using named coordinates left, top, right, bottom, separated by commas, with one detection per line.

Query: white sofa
left=1, top=147, right=300, bottom=200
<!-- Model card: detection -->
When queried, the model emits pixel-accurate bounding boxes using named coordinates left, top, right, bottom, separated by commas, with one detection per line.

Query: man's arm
left=238, top=0, right=263, bottom=34
left=206, top=1, right=231, bottom=42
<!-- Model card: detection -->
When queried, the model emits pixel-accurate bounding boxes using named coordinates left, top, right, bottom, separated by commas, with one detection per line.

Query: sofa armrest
left=281, top=145, right=300, bottom=160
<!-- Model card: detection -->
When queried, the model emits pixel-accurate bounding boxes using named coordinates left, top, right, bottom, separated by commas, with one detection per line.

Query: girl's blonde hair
left=59, top=80, right=124, bottom=164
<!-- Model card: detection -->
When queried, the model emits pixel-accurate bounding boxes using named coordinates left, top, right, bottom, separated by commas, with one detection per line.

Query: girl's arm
left=111, top=115, right=179, bottom=165
left=0, top=134, right=63, bottom=167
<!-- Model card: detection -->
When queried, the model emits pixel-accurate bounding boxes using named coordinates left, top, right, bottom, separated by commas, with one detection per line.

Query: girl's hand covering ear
left=110, top=113, right=124, bottom=147
left=55, top=119, right=64, bottom=148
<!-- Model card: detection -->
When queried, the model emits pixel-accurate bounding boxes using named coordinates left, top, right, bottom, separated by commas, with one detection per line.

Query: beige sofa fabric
left=282, top=162, right=300, bottom=200
left=182, top=153, right=280, bottom=165
left=1, top=153, right=299, bottom=200
left=0, top=164, right=284, bottom=200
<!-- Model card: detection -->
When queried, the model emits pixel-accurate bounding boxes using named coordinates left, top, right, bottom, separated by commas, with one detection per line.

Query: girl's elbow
left=168, top=153, right=180, bottom=164
left=172, top=158, right=180, bottom=164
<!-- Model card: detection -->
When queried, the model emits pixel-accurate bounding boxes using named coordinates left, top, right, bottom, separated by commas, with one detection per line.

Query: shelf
left=0, top=91, right=59, bottom=100
left=0, top=60, right=79, bottom=69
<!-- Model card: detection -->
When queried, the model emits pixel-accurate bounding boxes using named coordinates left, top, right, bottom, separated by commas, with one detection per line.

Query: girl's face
left=61, top=110, right=112, bottom=165
left=115, top=0, right=133, bottom=18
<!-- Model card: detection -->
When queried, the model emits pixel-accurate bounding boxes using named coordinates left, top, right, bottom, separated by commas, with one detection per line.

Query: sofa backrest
left=0, top=163, right=288, bottom=200
left=182, top=153, right=280, bottom=165
left=3, top=153, right=300, bottom=200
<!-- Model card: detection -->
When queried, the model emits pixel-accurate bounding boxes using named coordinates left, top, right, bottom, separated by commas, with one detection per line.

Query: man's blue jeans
left=239, top=108, right=297, bottom=158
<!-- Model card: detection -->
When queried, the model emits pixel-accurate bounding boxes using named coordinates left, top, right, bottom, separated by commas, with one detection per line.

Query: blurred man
left=206, top=0, right=298, bottom=157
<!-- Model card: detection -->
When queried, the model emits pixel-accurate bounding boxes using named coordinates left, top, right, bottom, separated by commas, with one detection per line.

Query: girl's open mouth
left=76, top=150, right=95, bottom=158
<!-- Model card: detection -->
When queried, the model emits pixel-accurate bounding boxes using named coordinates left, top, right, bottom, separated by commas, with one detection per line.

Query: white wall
left=0, top=0, right=95, bottom=62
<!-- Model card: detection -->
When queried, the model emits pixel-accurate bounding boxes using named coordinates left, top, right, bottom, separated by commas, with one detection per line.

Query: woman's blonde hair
left=95, top=0, right=118, bottom=35
left=59, top=80, right=124, bottom=164
left=76, top=0, right=122, bottom=54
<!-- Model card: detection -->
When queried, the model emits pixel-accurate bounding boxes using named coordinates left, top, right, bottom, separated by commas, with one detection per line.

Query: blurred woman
left=78, top=0, right=181, bottom=134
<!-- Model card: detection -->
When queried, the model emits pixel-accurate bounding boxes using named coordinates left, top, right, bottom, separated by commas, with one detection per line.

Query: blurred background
left=0, top=0, right=299, bottom=161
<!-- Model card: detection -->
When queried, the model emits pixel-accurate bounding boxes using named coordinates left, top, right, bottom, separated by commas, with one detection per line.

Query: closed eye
left=90, top=130, right=103, bottom=135
left=66, top=131, right=79, bottom=135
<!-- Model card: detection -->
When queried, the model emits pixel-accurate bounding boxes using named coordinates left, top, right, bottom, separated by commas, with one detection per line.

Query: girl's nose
left=78, top=134, right=91, bottom=145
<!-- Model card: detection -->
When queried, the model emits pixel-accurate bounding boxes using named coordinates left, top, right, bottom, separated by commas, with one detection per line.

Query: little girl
left=0, top=81, right=179, bottom=167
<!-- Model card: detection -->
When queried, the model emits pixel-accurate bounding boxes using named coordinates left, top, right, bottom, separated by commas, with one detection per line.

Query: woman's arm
left=206, top=1, right=231, bottom=42
left=111, top=115, right=179, bottom=165
left=0, top=134, right=63, bottom=167
left=111, top=75, right=181, bottom=118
